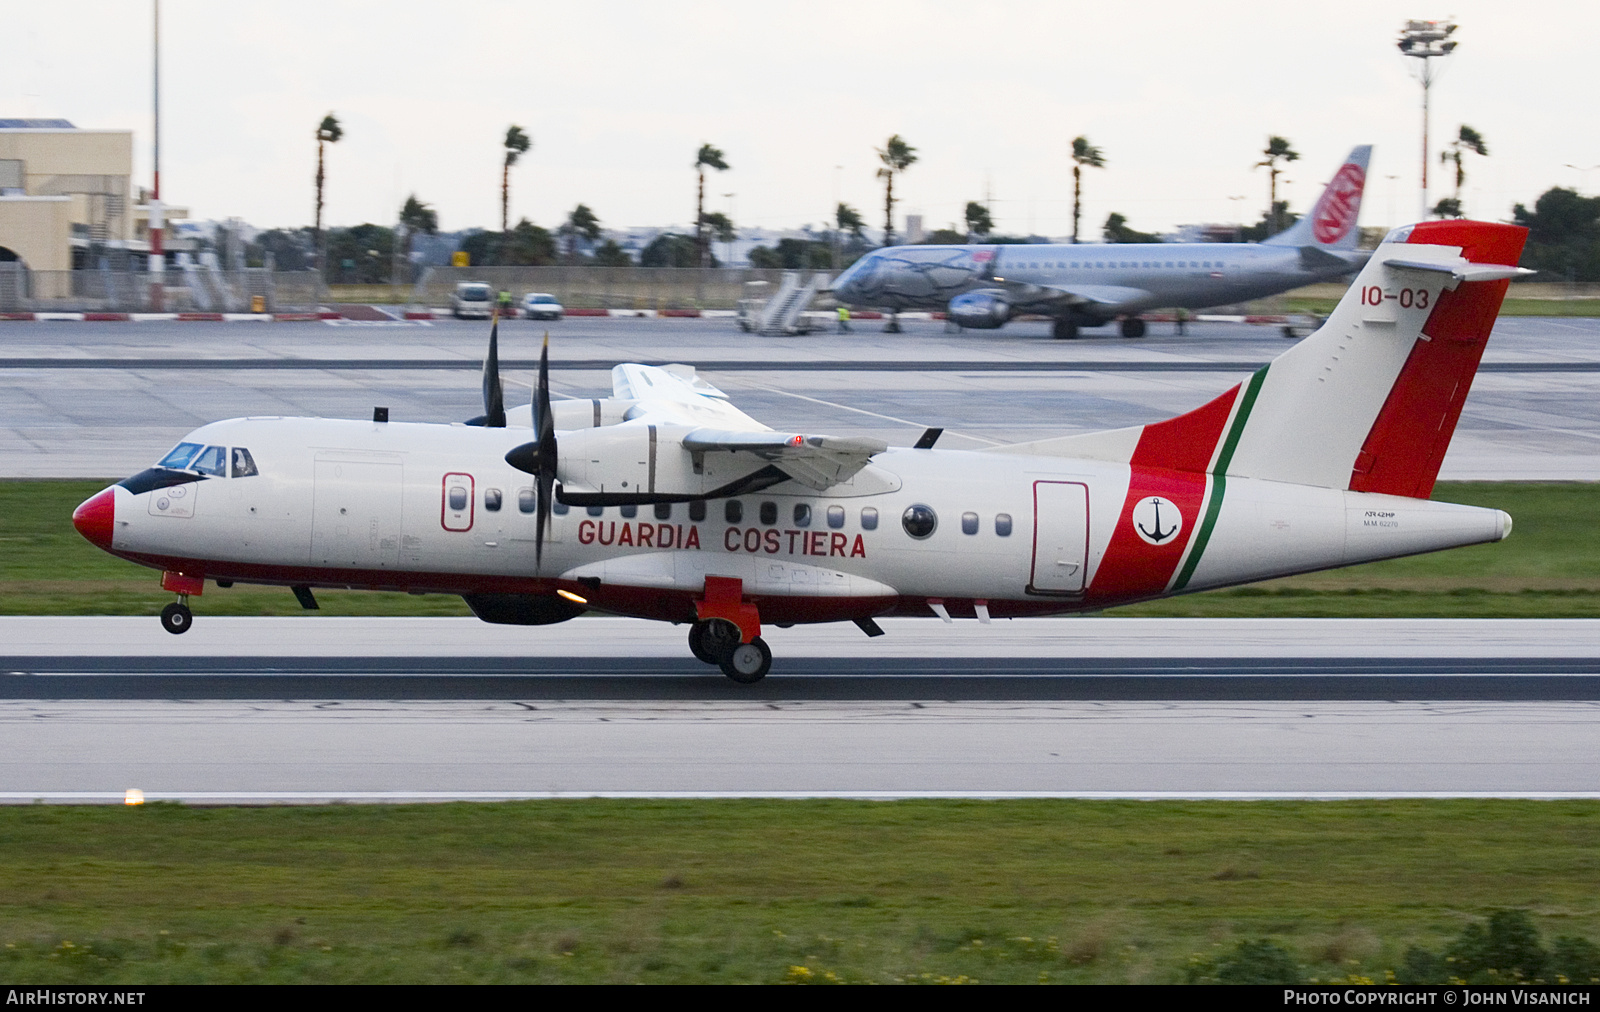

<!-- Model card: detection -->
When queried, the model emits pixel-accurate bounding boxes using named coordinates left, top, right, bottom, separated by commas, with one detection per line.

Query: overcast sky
left=5, top=1, right=1596, bottom=239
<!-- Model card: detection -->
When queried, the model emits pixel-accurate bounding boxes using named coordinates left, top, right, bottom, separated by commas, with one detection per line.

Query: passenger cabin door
left=1030, top=480, right=1088, bottom=595
left=312, top=457, right=404, bottom=570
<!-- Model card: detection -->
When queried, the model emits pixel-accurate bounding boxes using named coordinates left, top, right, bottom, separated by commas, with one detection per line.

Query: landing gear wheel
left=160, top=601, right=193, bottom=635
left=690, top=619, right=740, bottom=666
left=1051, top=317, right=1079, bottom=340
left=1119, top=317, right=1147, bottom=338
left=720, top=636, right=772, bottom=684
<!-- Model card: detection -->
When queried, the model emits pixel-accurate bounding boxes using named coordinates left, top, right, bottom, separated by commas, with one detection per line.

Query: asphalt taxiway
left=3, top=315, right=1599, bottom=479
left=1, top=618, right=1596, bottom=800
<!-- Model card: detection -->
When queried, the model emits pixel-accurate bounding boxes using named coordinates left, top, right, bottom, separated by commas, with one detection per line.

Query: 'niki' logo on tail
left=1313, top=162, right=1367, bottom=245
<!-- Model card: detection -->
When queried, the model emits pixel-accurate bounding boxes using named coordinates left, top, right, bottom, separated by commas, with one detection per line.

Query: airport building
left=0, top=118, right=188, bottom=274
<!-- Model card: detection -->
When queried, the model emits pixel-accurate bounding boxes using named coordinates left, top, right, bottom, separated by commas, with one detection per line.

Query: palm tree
left=1256, top=136, right=1300, bottom=234
left=313, top=113, right=342, bottom=275
left=876, top=135, right=918, bottom=246
left=964, top=201, right=994, bottom=239
left=694, top=144, right=729, bottom=268
left=501, top=126, right=532, bottom=234
left=561, top=203, right=601, bottom=261
left=1070, top=136, right=1105, bottom=244
left=1441, top=125, right=1489, bottom=212
left=398, top=194, right=438, bottom=269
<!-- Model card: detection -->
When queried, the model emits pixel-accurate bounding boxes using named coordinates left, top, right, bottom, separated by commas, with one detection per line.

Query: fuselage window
left=484, top=488, right=503, bottom=512
left=793, top=503, right=811, bottom=527
left=654, top=502, right=672, bottom=520
left=725, top=500, right=742, bottom=524
left=860, top=506, right=879, bottom=530
left=901, top=504, right=938, bottom=540
left=689, top=500, right=707, bottom=522
left=191, top=445, right=227, bottom=477
left=158, top=442, right=202, bottom=470
left=759, top=501, right=778, bottom=526
left=552, top=499, right=570, bottom=515
left=587, top=505, right=604, bottom=517
left=827, top=505, right=845, bottom=529
left=448, top=485, right=469, bottom=511
left=518, top=488, right=536, bottom=514
left=961, top=512, right=979, bottom=535
left=230, top=447, right=258, bottom=478
left=620, top=504, right=638, bottom=519
left=995, top=513, right=1013, bottom=537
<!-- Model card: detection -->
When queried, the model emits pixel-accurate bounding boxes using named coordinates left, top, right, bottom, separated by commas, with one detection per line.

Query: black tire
left=687, top=622, right=717, bottom=664
left=720, top=636, right=772, bottom=684
left=1120, top=317, right=1147, bottom=338
left=691, top=619, right=741, bottom=665
left=1051, top=317, right=1079, bottom=340
left=160, top=601, right=193, bottom=635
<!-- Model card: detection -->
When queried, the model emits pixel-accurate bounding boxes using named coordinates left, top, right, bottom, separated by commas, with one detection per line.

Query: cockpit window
left=231, top=447, right=258, bottom=478
left=158, top=442, right=202, bottom=469
left=191, top=445, right=227, bottom=477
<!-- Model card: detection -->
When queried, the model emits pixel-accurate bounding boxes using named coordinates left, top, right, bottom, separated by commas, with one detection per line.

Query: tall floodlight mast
left=149, top=0, right=163, bottom=311
left=1397, top=18, right=1458, bottom=219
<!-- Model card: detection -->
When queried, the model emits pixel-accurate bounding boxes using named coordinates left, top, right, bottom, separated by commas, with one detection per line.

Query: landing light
left=556, top=589, right=588, bottom=605
left=124, top=789, right=145, bottom=806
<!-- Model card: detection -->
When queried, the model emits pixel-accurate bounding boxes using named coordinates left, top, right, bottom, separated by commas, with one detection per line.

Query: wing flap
left=683, top=429, right=889, bottom=490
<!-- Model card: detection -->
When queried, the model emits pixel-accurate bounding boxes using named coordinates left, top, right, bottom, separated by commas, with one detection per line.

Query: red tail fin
left=1347, top=221, right=1528, bottom=499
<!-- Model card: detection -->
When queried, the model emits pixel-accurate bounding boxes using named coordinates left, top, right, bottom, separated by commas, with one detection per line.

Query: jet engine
left=947, top=289, right=1014, bottom=329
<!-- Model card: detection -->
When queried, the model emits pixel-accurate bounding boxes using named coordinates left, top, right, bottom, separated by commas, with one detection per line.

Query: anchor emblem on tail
left=1132, top=496, right=1183, bottom=546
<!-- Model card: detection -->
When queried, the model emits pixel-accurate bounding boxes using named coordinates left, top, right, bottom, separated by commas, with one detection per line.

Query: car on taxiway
left=451, top=282, right=493, bottom=320
left=521, top=292, right=564, bottom=321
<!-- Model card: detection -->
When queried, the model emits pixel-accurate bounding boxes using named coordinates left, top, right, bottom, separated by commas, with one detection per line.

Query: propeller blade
left=483, top=312, right=506, bottom=427
left=467, top=309, right=506, bottom=427
left=533, top=331, right=557, bottom=572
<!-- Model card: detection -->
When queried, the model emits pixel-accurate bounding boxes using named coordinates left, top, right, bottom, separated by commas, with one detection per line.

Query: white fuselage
left=96, top=414, right=1509, bottom=625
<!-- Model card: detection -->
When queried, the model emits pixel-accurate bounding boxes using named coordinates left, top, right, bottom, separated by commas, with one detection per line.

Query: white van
left=451, top=282, right=493, bottom=320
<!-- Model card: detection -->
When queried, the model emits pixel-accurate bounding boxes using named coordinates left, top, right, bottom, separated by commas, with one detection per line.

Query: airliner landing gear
left=1051, top=317, right=1079, bottom=340
left=160, top=600, right=193, bottom=635
left=1119, top=317, right=1147, bottom=338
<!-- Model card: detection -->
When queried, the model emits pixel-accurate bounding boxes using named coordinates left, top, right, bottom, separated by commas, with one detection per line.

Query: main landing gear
left=690, top=576, right=772, bottom=683
left=689, top=619, right=772, bottom=683
left=1051, top=317, right=1079, bottom=340
left=1119, top=316, right=1147, bottom=338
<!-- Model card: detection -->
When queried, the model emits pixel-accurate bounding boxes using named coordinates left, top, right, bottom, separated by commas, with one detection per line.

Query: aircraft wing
left=993, top=281, right=1153, bottom=310
left=681, top=430, right=889, bottom=490
left=610, top=362, right=772, bottom=431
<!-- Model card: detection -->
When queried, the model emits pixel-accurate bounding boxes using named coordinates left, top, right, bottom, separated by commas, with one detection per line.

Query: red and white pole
left=148, top=0, right=164, bottom=311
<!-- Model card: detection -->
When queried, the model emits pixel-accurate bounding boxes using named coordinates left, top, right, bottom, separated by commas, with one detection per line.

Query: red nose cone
left=72, top=487, right=116, bottom=551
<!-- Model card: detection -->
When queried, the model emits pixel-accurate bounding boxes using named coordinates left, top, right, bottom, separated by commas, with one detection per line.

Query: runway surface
left=1, top=618, right=1596, bottom=801
left=3, top=315, right=1599, bottom=479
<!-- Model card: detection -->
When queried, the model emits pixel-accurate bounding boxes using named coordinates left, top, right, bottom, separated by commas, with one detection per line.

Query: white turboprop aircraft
left=75, top=220, right=1529, bottom=683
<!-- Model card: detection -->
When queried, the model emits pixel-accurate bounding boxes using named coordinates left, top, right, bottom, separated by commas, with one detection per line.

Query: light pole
left=1398, top=18, right=1458, bottom=220
left=1227, top=195, right=1247, bottom=243
left=148, top=0, right=164, bottom=311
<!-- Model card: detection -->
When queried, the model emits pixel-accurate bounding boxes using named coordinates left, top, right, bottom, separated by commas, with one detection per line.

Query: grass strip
left=1, top=799, right=1597, bottom=984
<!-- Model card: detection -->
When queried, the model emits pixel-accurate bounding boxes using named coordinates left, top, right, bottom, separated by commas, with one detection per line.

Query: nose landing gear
left=159, top=600, right=193, bottom=635
left=157, top=570, right=204, bottom=635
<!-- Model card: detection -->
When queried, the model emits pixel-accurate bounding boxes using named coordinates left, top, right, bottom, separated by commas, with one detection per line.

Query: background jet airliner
left=75, top=219, right=1527, bottom=683
left=831, top=145, right=1373, bottom=338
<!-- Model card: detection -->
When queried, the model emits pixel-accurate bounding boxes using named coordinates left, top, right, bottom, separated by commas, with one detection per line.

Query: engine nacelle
left=947, top=289, right=1013, bottom=329
left=553, top=423, right=776, bottom=504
